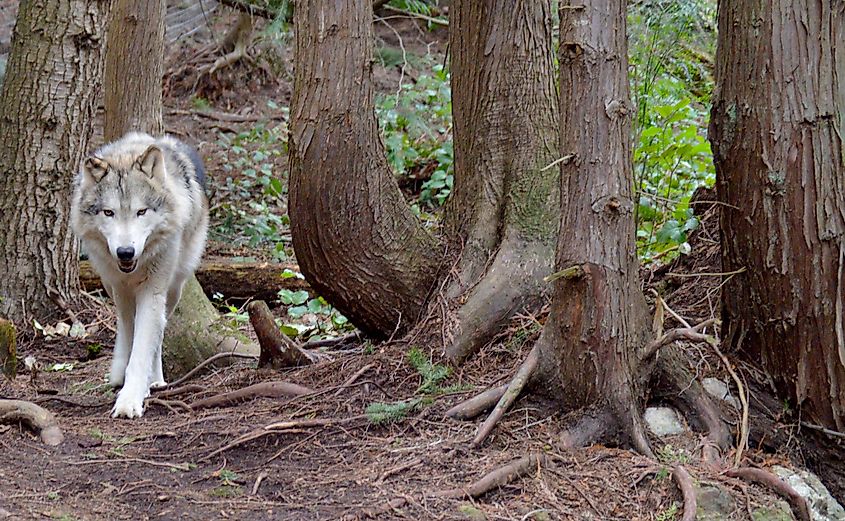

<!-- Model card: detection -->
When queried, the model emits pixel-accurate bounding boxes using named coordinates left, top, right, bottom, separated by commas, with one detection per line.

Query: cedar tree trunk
left=0, top=0, right=113, bottom=323
left=439, top=0, right=559, bottom=362
left=534, top=0, right=654, bottom=453
left=710, top=0, right=845, bottom=430
left=288, top=0, right=443, bottom=337
left=289, top=0, right=559, bottom=361
left=103, top=0, right=252, bottom=377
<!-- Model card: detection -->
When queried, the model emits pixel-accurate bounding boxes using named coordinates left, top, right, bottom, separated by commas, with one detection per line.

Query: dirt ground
left=0, top=6, right=830, bottom=521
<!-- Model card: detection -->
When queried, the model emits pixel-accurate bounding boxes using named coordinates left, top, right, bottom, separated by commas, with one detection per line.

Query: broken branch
left=0, top=399, right=64, bottom=445
left=248, top=300, right=320, bottom=368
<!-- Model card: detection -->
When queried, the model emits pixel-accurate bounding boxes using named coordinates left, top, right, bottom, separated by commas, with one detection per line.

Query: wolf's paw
left=149, top=380, right=168, bottom=390
left=111, top=389, right=145, bottom=419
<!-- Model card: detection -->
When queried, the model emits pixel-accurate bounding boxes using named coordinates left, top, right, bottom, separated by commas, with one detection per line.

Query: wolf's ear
left=137, top=146, right=165, bottom=181
left=82, top=156, right=110, bottom=184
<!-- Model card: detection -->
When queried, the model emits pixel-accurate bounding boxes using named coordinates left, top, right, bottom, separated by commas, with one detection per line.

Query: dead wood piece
left=672, top=465, right=697, bottom=521
left=0, top=318, right=16, bottom=379
left=189, top=381, right=313, bottom=410
left=248, top=300, right=318, bottom=368
left=264, top=414, right=365, bottom=431
left=0, top=399, right=64, bottom=445
left=333, top=364, right=375, bottom=397
left=445, top=384, right=508, bottom=420
left=726, top=467, right=811, bottom=521
left=80, top=257, right=308, bottom=303
left=473, top=346, right=539, bottom=447
left=436, top=453, right=546, bottom=499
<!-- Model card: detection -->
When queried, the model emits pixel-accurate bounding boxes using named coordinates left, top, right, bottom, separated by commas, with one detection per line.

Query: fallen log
left=79, top=256, right=310, bottom=303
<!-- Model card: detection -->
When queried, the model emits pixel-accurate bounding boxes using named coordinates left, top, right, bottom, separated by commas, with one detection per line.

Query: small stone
left=458, top=504, right=486, bottom=520
left=702, top=377, right=740, bottom=409
left=644, top=406, right=686, bottom=436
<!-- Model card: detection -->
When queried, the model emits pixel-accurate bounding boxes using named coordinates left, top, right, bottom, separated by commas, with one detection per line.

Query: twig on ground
left=672, top=465, right=697, bottom=521
left=68, top=457, right=192, bottom=472
left=147, top=398, right=192, bottom=415
left=163, top=351, right=258, bottom=390
left=0, top=399, right=64, bottom=445
left=189, top=381, right=313, bottom=410
left=473, top=346, right=539, bottom=447
left=332, top=364, right=375, bottom=397
left=152, top=384, right=205, bottom=399
left=726, top=467, right=811, bottom=521
left=251, top=471, right=268, bottom=495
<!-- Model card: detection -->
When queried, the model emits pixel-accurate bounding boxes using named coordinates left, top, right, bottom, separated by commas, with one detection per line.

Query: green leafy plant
left=376, top=62, right=453, bottom=212
left=366, top=348, right=451, bottom=425
left=656, top=503, right=679, bottom=521
left=628, top=0, right=716, bottom=261
left=211, top=123, right=291, bottom=260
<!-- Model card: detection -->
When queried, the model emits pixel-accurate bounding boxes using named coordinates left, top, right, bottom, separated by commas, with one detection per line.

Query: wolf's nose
left=116, top=247, right=135, bottom=260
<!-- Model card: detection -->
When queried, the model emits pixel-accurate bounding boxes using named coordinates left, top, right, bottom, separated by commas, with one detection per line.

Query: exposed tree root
left=247, top=300, right=322, bottom=368
left=472, top=346, right=538, bottom=447
left=445, top=384, right=507, bottom=420
left=726, top=467, right=811, bottom=521
left=189, top=381, right=313, bottom=410
left=436, top=453, right=545, bottom=498
left=207, top=13, right=253, bottom=75
left=444, top=243, right=551, bottom=364
left=654, top=347, right=731, bottom=466
left=0, top=399, right=64, bottom=445
left=672, top=465, right=697, bottom=521
left=356, top=453, right=545, bottom=519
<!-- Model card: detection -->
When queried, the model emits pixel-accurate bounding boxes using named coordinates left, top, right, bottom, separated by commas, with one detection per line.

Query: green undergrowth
left=366, top=347, right=462, bottom=425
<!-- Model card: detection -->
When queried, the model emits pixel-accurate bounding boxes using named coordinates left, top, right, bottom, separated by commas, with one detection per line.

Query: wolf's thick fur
left=70, top=132, right=209, bottom=418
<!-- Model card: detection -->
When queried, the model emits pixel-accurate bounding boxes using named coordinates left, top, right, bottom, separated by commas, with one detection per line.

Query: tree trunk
left=288, top=0, right=443, bottom=337
left=438, top=0, right=559, bottom=363
left=104, top=0, right=164, bottom=140
left=709, top=0, right=845, bottom=430
left=0, top=0, right=113, bottom=324
left=534, top=0, right=654, bottom=453
left=103, top=0, right=254, bottom=377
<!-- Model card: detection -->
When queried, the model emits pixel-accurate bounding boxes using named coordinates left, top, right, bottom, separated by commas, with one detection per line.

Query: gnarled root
left=445, top=384, right=507, bottom=420
left=726, top=467, right=811, bottom=521
left=189, top=381, right=313, bottom=410
left=672, top=465, right=697, bottom=521
left=653, top=347, right=731, bottom=466
left=472, top=345, right=538, bottom=447
left=444, top=242, right=551, bottom=364
left=0, top=399, right=64, bottom=445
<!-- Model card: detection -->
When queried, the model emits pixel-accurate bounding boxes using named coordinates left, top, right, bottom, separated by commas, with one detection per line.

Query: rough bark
left=288, top=0, right=443, bottom=337
left=709, top=0, right=845, bottom=430
left=104, top=0, right=164, bottom=140
left=437, top=0, right=559, bottom=363
left=534, top=0, right=653, bottom=451
left=103, top=0, right=255, bottom=378
left=0, top=0, right=113, bottom=323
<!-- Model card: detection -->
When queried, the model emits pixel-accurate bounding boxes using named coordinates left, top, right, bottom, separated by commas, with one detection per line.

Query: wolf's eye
left=103, top=209, right=114, bottom=217
left=137, top=208, right=148, bottom=217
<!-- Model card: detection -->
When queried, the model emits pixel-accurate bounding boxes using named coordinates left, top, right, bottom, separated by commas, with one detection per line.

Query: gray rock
left=773, top=466, right=845, bottom=521
left=697, top=484, right=736, bottom=520
left=702, top=377, right=740, bottom=409
left=752, top=501, right=795, bottom=521
left=644, top=406, right=686, bottom=436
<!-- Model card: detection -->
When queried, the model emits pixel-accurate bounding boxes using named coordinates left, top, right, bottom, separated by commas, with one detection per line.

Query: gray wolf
left=70, top=132, right=209, bottom=418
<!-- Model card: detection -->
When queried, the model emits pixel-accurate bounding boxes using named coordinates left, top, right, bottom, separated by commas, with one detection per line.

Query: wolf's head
left=74, top=146, right=173, bottom=274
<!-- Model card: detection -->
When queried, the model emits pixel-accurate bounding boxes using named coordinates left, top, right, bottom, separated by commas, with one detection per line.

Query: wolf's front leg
left=112, top=290, right=167, bottom=419
left=109, top=287, right=135, bottom=387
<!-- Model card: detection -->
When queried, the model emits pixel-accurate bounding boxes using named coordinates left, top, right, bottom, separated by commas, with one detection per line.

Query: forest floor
left=0, top=6, right=838, bottom=521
